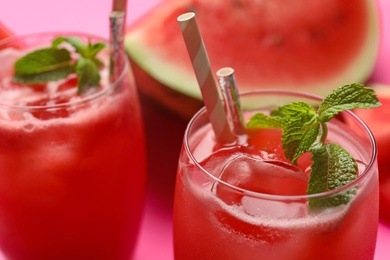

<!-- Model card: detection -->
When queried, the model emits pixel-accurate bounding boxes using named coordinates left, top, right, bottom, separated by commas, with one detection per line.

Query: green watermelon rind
left=126, top=30, right=199, bottom=98
left=125, top=0, right=380, bottom=100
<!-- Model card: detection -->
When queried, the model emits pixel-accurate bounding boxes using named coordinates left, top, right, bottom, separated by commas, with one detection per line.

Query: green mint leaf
left=318, top=83, right=381, bottom=122
left=53, top=36, right=106, bottom=60
left=308, top=142, right=357, bottom=208
left=282, top=116, right=320, bottom=163
left=13, top=36, right=106, bottom=94
left=53, top=36, right=88, bottom=57
left=269, top=102, right=319, bottom=163
left=247, top=113, right=285, bottom=129
left=13, top=66, right=74, bottom=84
left=88, top=42, right=106, bottom=58
left=271, top=102, right=317, bottom=121
left=76, top=57, right=101, bottom=94
left=90, top=56, right=105, bottom=68
left=13, top=48, right=74, bottom=84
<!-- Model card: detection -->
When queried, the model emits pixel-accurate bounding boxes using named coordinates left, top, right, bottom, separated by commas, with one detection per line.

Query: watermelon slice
left=354, top=84, right=390, bottom=223
left=0, top=21, right=12, bottom=41
left=125, top=0, right=380, bottom=117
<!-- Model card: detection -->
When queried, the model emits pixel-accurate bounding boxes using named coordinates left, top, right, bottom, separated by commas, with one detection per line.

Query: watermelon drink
left=0, top=33, right=146, bottom=259
left=174, top=90, right=379, bottom=260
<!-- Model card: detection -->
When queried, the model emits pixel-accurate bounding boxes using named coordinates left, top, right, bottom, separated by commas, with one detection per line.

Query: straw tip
left=217, top=67, right=235, bottom=77
left=177, top=12, right=195, bottom=22
left=112, top=0, right=127, bottom=12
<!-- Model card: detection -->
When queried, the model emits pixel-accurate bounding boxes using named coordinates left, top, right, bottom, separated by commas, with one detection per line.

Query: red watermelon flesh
left=0, top=21, right=12, bottom=41
left=354, top=84, right=390, bottom=223
left=125, top=0, right=380, bottom=103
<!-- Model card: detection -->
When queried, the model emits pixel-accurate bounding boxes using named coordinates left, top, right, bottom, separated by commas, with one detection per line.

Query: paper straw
left=177, top=12, right=234, bottom=144
left=112, top=0, right=127, bottom=12
left=109, top=11, right=126, bottom=82
left=109, top=0, right=127, bottom=83
left=217, top=67, right=245, bottom=136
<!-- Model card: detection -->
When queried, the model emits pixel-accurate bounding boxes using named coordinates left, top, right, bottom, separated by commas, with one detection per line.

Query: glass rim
left=0, top=31, right=128, bottom=111
left=184, top=89, right=378, bottom=200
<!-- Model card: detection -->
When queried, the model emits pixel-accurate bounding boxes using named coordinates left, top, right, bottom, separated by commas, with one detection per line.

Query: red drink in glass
left=0, top=33, right=146, bottom=259
left=174, top=90, right=378, bottom=260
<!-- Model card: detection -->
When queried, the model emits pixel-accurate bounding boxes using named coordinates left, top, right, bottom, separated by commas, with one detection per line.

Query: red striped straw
left=177, top=12, right=234, bottom=144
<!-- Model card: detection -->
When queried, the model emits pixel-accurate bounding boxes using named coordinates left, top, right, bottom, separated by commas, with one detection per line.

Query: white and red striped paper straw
left=177, top=12, right=234, bottom=144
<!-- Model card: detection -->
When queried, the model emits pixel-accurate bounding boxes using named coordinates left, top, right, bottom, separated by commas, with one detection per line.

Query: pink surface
left=1, top=0, right=390, bottom=259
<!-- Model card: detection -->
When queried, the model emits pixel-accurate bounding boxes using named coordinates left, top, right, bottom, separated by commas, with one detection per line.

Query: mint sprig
left=247, top=84, right=381, bottom=207
left=13, top=36, right=106, bottom=94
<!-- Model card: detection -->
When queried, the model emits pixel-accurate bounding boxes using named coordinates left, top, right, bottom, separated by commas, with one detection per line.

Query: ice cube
left=196, top=146, right=248, bottom=188
left=201, top=146, right=248, bottom=178
left=214, top=152, right=309, bottom=205
left=200, top=143, right=311, bottom=220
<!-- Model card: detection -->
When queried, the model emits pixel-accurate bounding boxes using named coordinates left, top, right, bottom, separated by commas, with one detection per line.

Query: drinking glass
left=0, top=32, right=146, bottom=259
left=174, top=90, right=378, bottom=260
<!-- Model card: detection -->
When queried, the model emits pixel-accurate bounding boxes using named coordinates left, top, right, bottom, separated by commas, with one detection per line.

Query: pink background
left=1, top=0, right=390, bottom=259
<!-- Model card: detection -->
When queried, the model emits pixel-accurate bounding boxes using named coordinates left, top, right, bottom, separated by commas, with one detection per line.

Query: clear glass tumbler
left=0, top=32, right=146, bottom=259
left=174, top=90, right=378, bottom=260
